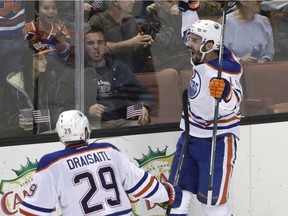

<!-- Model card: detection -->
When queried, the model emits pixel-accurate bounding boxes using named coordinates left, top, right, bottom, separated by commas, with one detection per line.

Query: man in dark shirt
left=55, top=27, right=152, bottom=128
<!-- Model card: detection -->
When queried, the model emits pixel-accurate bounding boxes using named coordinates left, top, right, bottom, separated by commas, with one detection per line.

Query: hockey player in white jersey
left=168, top=2, right=243, bottom=216
left=19, top=110, right=184, bottom=215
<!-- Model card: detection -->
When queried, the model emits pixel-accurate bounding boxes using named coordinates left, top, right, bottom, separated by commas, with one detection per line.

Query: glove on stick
left=209, top=78, right=232, bottom=102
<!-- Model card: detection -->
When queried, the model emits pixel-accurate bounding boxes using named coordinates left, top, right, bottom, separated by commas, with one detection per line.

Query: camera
left=140, top=22, right=161, bottom=39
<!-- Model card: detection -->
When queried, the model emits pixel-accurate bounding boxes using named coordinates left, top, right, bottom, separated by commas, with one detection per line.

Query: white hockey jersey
left=19, top=142, right=170, bottom=215
left=180, top=47, right=243, bottom=138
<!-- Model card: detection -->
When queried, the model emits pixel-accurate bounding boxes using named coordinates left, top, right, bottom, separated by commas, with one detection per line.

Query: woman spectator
left=2, top=41, right=58, bottom=136
left=24, top=0, right=71, bottom=63
left=224, top=0, right=275, bottom=65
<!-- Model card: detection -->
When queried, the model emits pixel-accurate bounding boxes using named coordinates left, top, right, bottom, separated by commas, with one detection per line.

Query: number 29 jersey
left=19, top=142, right=169, bottom=215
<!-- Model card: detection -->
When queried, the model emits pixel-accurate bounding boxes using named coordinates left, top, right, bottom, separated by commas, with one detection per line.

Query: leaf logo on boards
left=129, top=146, right=175, bottom=216
left=0, top=158, right=38, bottom=215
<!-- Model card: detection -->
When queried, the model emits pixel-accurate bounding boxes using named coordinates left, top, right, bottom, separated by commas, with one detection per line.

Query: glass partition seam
left=75, top=0, right=85, bottom=112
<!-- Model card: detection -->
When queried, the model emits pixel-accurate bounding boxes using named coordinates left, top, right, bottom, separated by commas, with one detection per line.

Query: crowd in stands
left=0, top=0, right=288, bottom=138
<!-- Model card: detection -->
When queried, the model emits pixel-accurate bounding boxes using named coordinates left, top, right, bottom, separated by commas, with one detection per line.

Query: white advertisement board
left=1, top=122, right=288, bottom=216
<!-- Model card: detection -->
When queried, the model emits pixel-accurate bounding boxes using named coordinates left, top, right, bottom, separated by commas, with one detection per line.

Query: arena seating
left=179, top=68, right=192, bottom=91
left=241, top=61, right=288, bottom=116
left=135, top=68, right=183, bottom=124
left=136, top=59, right=288, bottom=123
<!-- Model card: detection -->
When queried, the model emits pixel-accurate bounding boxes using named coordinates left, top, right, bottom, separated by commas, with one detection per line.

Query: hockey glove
left=157, top=182, right=183, bottom=209
left=178, top=0, right=200, bottom=12
left=209, top=78, right=232, bottom=102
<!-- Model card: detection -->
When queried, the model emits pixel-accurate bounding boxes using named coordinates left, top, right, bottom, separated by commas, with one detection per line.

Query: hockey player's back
left=19, top=110, right=184, bottom=215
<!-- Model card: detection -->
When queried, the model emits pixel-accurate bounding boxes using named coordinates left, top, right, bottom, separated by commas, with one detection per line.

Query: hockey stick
left=207, top=1, right=229, bottom=207
left=165, top=89, right=190, bottom=216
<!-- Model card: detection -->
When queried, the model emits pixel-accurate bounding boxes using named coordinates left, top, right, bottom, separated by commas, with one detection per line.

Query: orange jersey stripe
left=19, top=208, right=38, bottom=216
left=189, top=114, right=240, bottom=127
left=134, top=176, right=155, bottom=198
left=220, top=136, right=233, bottom=205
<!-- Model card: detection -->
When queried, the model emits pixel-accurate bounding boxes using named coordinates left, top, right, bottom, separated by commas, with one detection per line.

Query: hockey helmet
left=184, top=19, right=222, bottom=60
left=56, top=110, right=91, bottom=145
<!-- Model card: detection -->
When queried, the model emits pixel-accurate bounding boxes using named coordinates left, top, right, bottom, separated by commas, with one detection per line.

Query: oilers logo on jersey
left=189, top=69, right=201, bottom=99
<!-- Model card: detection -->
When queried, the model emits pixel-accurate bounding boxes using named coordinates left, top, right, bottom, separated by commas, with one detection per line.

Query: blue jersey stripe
left=22, top=201, right=54, bottom=213
left=143, top=179, right=160, bottom=199
left=106, top=208, right=132, bottom=215
left=126, top=172, right=148, bottom=194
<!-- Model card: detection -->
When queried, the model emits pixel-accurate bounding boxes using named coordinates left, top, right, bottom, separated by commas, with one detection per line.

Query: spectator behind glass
left=0, top=1, right=26, bottom=127
left=55, top=27, right=153, bottom=129
left=224, top=0, right=275, bottom=65
left=24, top=0, right=71, bottom=63
left=135, top=0, right=154, bottom=22
left=2, top=41, right=58, bottom=137
left=84, top=0, right=105, bottom=22
left=144, top=0, right=191, bottom=72
left=277, top=4, right=288, bottom=58
left=261, top=0, right=288, bottom=13
left=197, top=0, right=223, bottom=17
left=89, top=0, right=153, bottom=73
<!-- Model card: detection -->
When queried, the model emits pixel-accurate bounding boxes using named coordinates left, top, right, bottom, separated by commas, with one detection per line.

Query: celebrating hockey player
left=19, top=110, right=184, bottom=215
left=168, top=1, right=243, bottom=216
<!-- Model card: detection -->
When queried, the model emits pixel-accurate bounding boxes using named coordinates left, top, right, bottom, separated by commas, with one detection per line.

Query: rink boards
left=1, top=122, right=288, bottom=216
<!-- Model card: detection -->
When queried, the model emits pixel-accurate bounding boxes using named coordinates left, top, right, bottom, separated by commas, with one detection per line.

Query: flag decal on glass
left=127, top=102, right=143, bottom=119
left=32, top=109, right=51, bottom=123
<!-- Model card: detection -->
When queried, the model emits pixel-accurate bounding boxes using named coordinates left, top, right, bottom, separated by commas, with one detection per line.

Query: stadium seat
left=179, top=68, right=192, bottom=92
left=242, top=61, right=288, bottom=116
left=136, top=68, right=183, bottom=124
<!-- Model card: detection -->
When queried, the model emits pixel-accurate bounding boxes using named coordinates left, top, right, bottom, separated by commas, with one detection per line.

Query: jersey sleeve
left=181, top=10, right=199, bottom=38
left=19, top=165, right=57, bottom=215
left=117, top=151, right=169, bottom=204
left=219, top=73, right=243, bottom=113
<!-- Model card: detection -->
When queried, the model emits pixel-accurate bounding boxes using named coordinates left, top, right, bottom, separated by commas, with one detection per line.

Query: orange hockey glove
left=209, top=78, right=232, bottom=102
left=178, top=0, right=200, bottom=12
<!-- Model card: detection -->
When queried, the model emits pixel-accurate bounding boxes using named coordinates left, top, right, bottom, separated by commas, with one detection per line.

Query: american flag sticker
left=32, top=109, right=51, bottom=123
left=127, top=103, right=143, bottom=119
